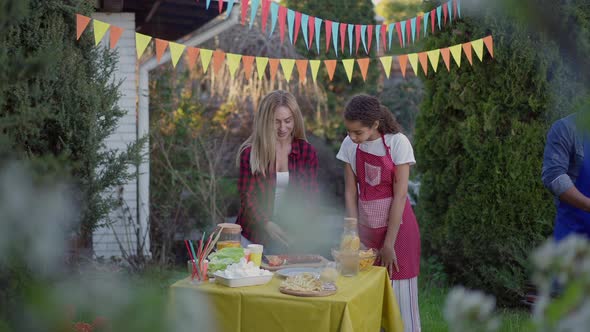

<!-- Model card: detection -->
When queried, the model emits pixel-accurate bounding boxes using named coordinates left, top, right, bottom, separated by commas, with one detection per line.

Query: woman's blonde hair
left=237, top=90, right=307, bottom=176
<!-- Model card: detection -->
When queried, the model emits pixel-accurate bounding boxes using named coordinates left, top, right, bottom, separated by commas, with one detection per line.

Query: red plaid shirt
left=236, top=139, right=319, bottom=245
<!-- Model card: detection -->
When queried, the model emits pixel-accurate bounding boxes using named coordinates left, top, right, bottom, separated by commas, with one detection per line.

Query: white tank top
left=274, top=172, right=290, bottom=215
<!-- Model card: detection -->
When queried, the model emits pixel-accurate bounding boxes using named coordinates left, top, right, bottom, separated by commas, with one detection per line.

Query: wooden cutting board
left=261, top=256, right=329, bottom=271
left=279, top=286, right=337, bottom=297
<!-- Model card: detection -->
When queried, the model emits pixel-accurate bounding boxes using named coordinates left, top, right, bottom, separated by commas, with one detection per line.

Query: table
left=169, top=266, right=403, bottom=332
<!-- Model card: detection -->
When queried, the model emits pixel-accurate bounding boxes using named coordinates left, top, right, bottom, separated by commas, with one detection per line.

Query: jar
left=216, top=223, right=242, bottom=250
left=339, top=218, right=360, bottom=277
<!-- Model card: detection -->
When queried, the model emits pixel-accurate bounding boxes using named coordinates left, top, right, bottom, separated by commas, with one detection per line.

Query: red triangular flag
left=261, top=0, right=270, bottom=32
left=380, top=24, right=387, bottom=52
left=218, top=0, right=223, bottom=14
left=462, top=42, right=473, bottom=65
left=405, top=20, right=411, bottom=46
left=324, top=60, right=337, bottom=81
left=186, top=47, right=200, bottom=71
left=355, top=24, right=362, bottom=55
left=357, top=58, right=370, bottom=81
left=483, top=36, right=494, bottom=58
left=418, top=52, right=428, bottom=75
left=308, top=16, right=315, bottom=49
left=453, top=0, right=458, bottom=18
left=430, top=9, right=436, bottom=33
left=294, top=11, right=302, bottom=44
left=325, top=20, right=332, bottom=54
left=395, top=22, right=402, bottom=47
left=76, top=14, right=91, bottom=40
left=416, top=16, right=422, bottom=41
left=269, top=58, right=280, bottom=81
left=296, top=59, right=308, bottom=83
left=443, top=4, right=448, bottom=25
left=366, top=25, right=374, bottom=54
left=213, top=49, right=226, bottom=74
left=278, top=6, right=287, bottom=44
left=109, top=26, right=123, bottom=49
left=340, top=23, right=347, bottom=53
left=398, top=55, right=408, bottom=78
left=241, top=0, right=249, bottom=25
left=242, top=55, right=255, bottom=80
left=155, top=39, right=169, bottom=63
left=440, top=47, right=451, bottom=71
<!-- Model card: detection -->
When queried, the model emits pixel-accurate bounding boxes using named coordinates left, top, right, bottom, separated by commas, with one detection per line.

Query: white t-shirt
left=273, top=172, right=289, bottom=216
left=336, top=133, right=416, bottom=174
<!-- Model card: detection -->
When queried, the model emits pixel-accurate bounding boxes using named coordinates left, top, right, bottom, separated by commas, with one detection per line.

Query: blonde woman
left=236, top=90, right=319, bottom=253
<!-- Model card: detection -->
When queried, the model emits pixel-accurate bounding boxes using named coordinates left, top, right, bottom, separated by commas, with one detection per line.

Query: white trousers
left=392, top=277, right=421, bottom=332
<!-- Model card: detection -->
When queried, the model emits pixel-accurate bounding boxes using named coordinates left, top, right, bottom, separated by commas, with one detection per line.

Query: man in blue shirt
left=542, top=113, right=590, bottom=240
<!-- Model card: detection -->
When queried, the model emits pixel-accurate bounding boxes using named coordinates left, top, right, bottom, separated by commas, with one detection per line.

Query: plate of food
left=279, top=272, right=337, bottom=297
left=275, top=267, right=321, bottom=278
left=261, top=254, right=328, bottom=271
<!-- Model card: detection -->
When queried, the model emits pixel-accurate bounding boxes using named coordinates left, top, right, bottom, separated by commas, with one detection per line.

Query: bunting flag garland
left=76, top=14, right=91, bottom=40
left=76, top=13, right=492, bottom=83
left=93, top=20, right=110, bottom=46
left=309, top=59, right=321, bottom=82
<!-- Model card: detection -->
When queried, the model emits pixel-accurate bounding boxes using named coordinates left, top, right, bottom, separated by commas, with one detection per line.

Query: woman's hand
left=380, top=244, right=399, bottom=273
left=265, top=221, right=289, bottom=247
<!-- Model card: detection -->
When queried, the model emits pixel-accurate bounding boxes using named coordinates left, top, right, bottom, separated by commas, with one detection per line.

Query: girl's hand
left=380, top=244, right=399, bottom=273
left=265, top=221, right=289, bottom=247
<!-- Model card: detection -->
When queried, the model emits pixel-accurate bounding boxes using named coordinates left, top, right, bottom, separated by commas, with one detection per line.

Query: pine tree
left=0, top=0, right=143, bottom=250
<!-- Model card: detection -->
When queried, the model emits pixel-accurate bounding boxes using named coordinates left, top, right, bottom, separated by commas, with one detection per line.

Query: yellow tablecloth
left=169, top=266, right=403, bottom=332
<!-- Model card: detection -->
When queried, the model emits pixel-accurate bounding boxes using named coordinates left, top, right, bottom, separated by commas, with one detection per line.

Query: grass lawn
left=419, top=284, right=531, bottom=332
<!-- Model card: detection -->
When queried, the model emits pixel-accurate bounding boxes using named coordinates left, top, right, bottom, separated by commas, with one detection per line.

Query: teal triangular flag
left=388, top=23, right=395, bottom=49
left=375, top=23, right=381, bottom=52
left=314, top=18, right=322, bottom=54
left=423, top=12, right=430, bottom=36
left=361, top=25, right=368, bottom=53
left=249, top=0, right=260, bottom=28
left=447, top=1, right=453, bottom=21
left=400, top=21, right=406, bottom=47
left=270, top=2, right=279, bottom=36
left=206, top=0, right=211, bottom=10
left=437, top=6, right=442, bottom=29
left=287, top=9, right=295, bottom=43
left=226, top=0, right=235, bottom=18
left=348, top=24, right=354, bottom=55
left=458, top=0, right=462, bottom=17
left=332, top=22, right=339, bottom=56
left=301, top=14, right=309, bottom=49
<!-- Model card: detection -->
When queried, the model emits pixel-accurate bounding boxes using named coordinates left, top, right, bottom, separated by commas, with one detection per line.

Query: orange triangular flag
left=296, top=59, right=308, bottom=83
left=324, top=60, right=337, bottom=81
left=242, top=55, right=255, bottom=80
left=483, top=36, right=494, bottom=58
left=213, top=49, right=226, bottom=74
left=186, top=47, right=200, bottom=71
left=462, top=42, right=473, bottom=65
left=269, top=58, right=280, bottom=81
left=155, top=39, right=169, bottom=63
left=398, top=55, right=408, bottom=78
left=76, top=14, right=91, bottom=40
left=357, top=58, right=370, bottom=82
left=441, top=47, right=451, bottom=71
left=418, top=52, right=428, bottom=75
left=109, top=26, right=123, bottom=49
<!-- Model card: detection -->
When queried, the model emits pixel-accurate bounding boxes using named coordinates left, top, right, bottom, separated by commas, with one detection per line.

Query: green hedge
left=414, top=4, right=587, bottom=305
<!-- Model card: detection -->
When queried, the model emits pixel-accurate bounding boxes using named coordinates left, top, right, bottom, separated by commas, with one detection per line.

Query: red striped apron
left=356, top=135, right=420, bottom=280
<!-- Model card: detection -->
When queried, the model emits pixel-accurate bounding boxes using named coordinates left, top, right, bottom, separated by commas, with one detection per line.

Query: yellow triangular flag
left=168, top=42, right=186, bottom=68
left=379, top=56, right=393, bottom=79
left=256, top=57, right=269, bottom=80
left=472, top=38, right=484, bottom=61
left=135, top=33, right=152, bottom=59
left=200, top=49, right=213, bottom=73
left=226, top=53, right=242, bottom=79
left=280, top=59, right=296, bottom=82
left=449, top=44, right=462, bottom=67
left=408, top=53, right=419, bottom=76
left=342, top=59, right=355, bottom=83
left=427, top=49, right=440, bottom=72
left=93, top=20, right=110, bottom=46
left=309, top=60, right=321, bottom=83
